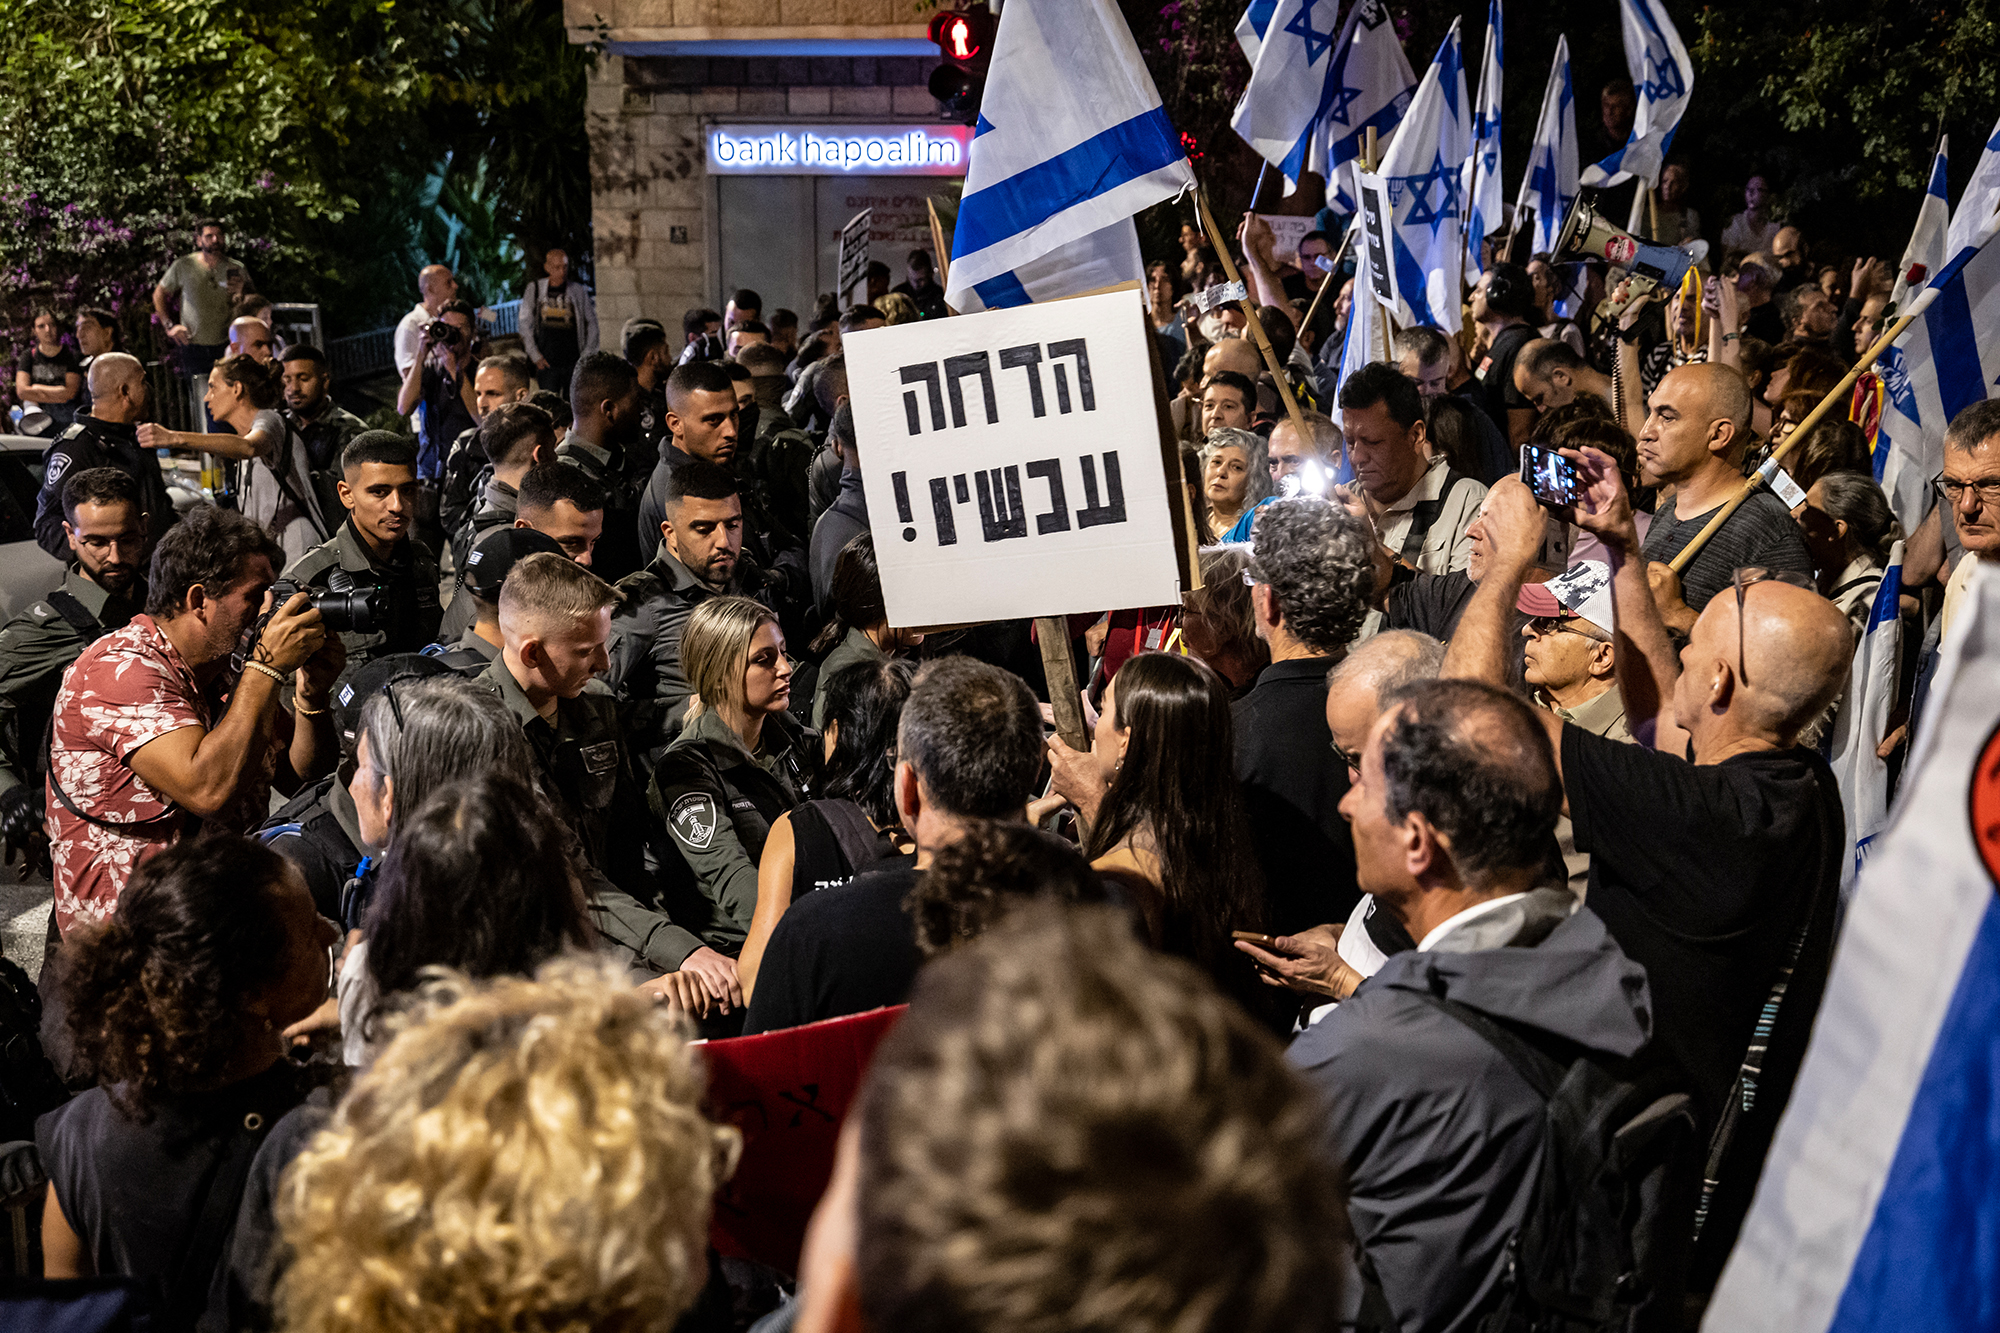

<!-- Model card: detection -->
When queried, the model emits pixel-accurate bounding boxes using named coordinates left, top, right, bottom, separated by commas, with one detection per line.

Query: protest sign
left=837, top=208, right=873, bottom=305
left=1354, top=169, right=1401, bottom=310
left=1257, top=213, right=1315, bottom=266
left=844, top=287, right=1187, bottom=627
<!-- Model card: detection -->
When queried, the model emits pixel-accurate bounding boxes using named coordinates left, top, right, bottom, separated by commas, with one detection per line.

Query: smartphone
left=1520, top=443, right=1583, bottom=509
left=1232, top=930, right=1291, bottom=951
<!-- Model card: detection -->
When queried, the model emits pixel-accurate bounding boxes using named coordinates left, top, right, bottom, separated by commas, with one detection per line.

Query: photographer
left=1, top=468, right=151, bottom=876
left=394, top=298, right=480, bottom=485
left=46, top=506, right=343, bottom=935
left=282, top=432, right=443, bottom=686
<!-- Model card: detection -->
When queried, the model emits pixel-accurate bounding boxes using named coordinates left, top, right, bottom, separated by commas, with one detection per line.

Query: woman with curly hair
left=1048, top=651, right=1269, bottom=1020
left=35, top=835, right=339, bottom=1320
left=274, top=959, right=740, bottom=1333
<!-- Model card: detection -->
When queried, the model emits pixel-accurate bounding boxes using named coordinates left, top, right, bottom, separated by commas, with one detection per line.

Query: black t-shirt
left=1231, top=658, right=1360, bottom=935
left=37, top=1061, right=320, bottom=1322
left=788, top=799, right=901, bottom=901
left=26, top=343, right=82, bottom=392
left=1562, top=726, right=1842, bottom=1128
left=742, top=863, right=921, bottom=1035
left=1743, top=302, right=1787, bottom=347
left=1642, top=488, right=1816, bottom=612
left=1474, top=323, right=1537, bottom=426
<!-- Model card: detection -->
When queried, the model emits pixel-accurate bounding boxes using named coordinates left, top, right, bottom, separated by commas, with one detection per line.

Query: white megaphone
left=1555, top=196, right=1708, bottom=298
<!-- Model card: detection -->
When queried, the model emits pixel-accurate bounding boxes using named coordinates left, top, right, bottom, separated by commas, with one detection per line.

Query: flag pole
left=1667, top=308, right=1926, bottom=575
left=1296, top=227, right=1356, bottom=338
left=1192, top=182, right=1315, bottom=445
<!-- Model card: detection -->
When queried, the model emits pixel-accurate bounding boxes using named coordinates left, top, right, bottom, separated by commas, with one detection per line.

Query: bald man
left=1203, top=335, right=1263, bottom=385
left=1633, top=363, right=1814, bottom=627
left=393, top=263, right=460, bottom=374
left=1445, top=462, right=1850, bottom=1294
left=33, top=354, right=176, bottom=558
left=226, top=316, right=274, bottom=364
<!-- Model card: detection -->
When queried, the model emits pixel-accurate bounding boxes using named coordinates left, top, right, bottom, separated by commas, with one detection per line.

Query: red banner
left=702, top=1005, right=907, bottom=1275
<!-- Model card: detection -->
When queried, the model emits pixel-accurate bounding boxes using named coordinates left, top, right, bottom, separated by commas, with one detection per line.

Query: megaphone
left=1554, top=196, right=1707, bottom=298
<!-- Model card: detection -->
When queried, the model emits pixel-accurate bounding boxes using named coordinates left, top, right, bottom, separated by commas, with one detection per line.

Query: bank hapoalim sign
left=843, top=288, right=1197, bottom=742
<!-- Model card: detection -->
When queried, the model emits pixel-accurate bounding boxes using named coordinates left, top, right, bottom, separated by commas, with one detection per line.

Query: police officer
left=473, top=551, right=741, bottom=1007
left=425, top=526, right=563, bottom=674
left=608, top=456, right=766, bottom=773
left=281, top=344, right=367, bottom=476
left=558, top=350, right=649, bottom=582
left=31, top=353, right=174, bottom=560
left=0, top=468, right=151, bottom=873
left=450, top=400, right=553, bottom=573
left=258, top=653, right=454, bottom=919
left=649, top=596, right=819, bottom=958
left=438, top=353, right=536, bottom=544
left=283, top=431, right=442, bottom=689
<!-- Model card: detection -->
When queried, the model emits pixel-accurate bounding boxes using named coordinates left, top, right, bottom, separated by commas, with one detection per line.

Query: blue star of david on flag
left=1398, top=152, right=1461, bottom=239
left=1282, top=0, right=1337, bottom=64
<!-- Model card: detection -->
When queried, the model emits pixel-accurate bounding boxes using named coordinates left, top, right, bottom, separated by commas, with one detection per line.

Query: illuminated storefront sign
left=707, top=124, right=972, bottom=176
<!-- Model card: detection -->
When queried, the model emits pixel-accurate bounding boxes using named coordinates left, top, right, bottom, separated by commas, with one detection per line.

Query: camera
left=267, top=576, right=382, bottom=635
left=426, top=319, right=463, bottom=345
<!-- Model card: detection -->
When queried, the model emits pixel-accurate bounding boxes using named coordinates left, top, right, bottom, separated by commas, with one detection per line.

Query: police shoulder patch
left=671, top=791, right=718, bottom=851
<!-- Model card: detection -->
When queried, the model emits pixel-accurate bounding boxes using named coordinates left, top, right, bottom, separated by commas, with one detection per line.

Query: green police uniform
left=284, top=518, right=443, bottom=688
left=475, top=657, right=706, bottom=974
left=649, top=705, right=819, bottom=955
left=0, top=567, right=142, bottom=799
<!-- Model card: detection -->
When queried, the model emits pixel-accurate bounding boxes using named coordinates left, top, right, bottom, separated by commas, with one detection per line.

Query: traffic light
left=928, top=7, right=996, bottom=125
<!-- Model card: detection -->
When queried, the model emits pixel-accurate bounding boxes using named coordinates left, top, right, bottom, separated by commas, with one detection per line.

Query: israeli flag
left=1462, top=0, right=1504, bottom=284
left=1332, top=214, right=1386, bottom=421
left=1235, top=0, right=1280, bottom=65
left=1578, top=0, right=1692, bottom=191
left=1703, top=559, right=2000, bottom=1332
left=1826, top=542, right=1904, bottom=897
left=1512, top=37, right=1577, bottom=258
left=1234, top=0, right=1366, bottom=194
left=1944, top=113, right=2000, bottom=265
left=1317, top=0, right=1418, bottom=210
left=1371, top=19, right=1471, bottom=332
left=1875, top=213, right=2000, bottom=532
left=948, top=219, right=1146, bottom=314
left=1889, top=136, right=1950, bottom=316
left=945, top=0, right=1194, bottom=313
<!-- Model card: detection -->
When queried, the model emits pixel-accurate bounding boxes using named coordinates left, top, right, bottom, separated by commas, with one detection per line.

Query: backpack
left=744, top=425, right=816, bottom=547
left=0, top=954, right=68, bottom=1144
left=1412, top=991, right=1699, bottom=1333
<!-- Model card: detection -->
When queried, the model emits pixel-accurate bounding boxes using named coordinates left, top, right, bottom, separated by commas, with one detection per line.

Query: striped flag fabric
left=1579, top=0, right=1692, bottom=193
left=1462, top=0, right=1504, bottom=285
left=1943, top=113, right=2000, bottom=264
left=1512, top=37, right=1577, bottom=259
left=1234, top=0, right=1280, bottom=66
left=1888, top=135, right=1949, bottom=316
left=1826, top=541, right=1904, bottom=897
left=944, top=0, right=1194, bottom=314
left=1370, top=18, right=1471, bottom=332
left=1702, top=558, right=2000, bottom=1331
left=1315, top=0, right=1417, bottom=211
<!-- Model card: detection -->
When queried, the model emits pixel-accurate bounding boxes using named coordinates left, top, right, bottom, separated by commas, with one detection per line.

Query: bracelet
left=241, top=659, right=285, bottom=685
left=294, top=700, right=329, bottom=717
left=1722, top=332, right=1742, bottom=342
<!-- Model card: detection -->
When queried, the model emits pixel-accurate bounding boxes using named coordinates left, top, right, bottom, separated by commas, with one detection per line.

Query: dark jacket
left=282, top=520, right=442, bottom=688
left=639, top=449, right=809, bottom=624
left=1232, top=657, right=1361, bottom=935
left=258, top=774, right=366, bottom=921
left=811, top=626, right=885, bottom=730
left=809, top=466, right=869, bottom=615
left=33, top=416, right=176, bottom=558
left=607, top=547, right=765, bottom=772
left=0, top=566, right=141, bottom=799
left=439, top=475, right=521, bottom=640
left=649, top=706, right=818, bottom=955
left=1289, top=891, right=1653, bottom=1333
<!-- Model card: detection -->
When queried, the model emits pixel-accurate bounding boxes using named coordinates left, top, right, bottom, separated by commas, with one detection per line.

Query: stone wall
left=585, top=51, right=941, bottom=335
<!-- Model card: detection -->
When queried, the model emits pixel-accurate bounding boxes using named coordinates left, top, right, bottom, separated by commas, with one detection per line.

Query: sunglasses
left=1526, top=615, right=1608, bottom=643
left=1732, top=567, right=1815, bottom=685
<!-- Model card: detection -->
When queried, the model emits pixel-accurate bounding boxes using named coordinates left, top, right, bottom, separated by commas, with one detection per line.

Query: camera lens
left=310, top=588, right=382, bottom=635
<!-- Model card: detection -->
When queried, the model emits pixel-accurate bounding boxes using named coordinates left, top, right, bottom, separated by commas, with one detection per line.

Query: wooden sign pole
left=1034, top=617, right=1090, bottom=753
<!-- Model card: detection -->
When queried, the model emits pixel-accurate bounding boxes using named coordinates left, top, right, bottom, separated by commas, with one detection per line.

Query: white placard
left=1354, top=169, right=1401, bottom=311
left=844, top=288, right=1182, bottom=626
left=1257, top=214, right=1315, bottom=267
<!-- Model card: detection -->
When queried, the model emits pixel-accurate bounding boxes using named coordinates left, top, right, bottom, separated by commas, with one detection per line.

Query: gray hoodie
left=1289, top=888, right=1652, bottom=1333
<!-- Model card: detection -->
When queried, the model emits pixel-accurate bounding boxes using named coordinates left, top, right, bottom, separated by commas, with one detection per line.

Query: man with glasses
left=1443, top=467, right=1852, bottom=1297
left=1635, top=363, right=1815, bottom=628
left=0, top=469, right=153, bottom=875
left=1933, top=400, right=2000, bottom=640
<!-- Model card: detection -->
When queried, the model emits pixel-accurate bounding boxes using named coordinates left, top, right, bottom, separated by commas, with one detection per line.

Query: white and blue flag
left=1875, top=209, right=2000, bottom=531
left=1943, top=112, right=2000, bottom=263
left=1826, top=541, right=1904, bottom=897
left=1317, top=0, right=1418, bottom=210
left=1461, top=0, right=1504, bottom=284
left=1579, top=0, right=1691, bottom=193
left=945, top=0, right=1194, bottom=314
left=1332, top=213, right=1387, bottom=421
left=1702, top=558, right=2000, bottom=1332
left=1371, top=19, right=1471, bottom=331
left=1889, top=135, right=1950, bottom=316
left=1235, top=0, right=1280, bottom=66
left=1512, top=36, right=1577, bottom=258
left=948, top=220, right=1147, bottom=314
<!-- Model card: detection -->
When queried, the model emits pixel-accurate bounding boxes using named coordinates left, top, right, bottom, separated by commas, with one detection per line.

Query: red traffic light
left=928, top=9, right=993, bottom=66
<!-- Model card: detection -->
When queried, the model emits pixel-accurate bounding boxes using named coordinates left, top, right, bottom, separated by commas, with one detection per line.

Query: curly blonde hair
left=274, top=958, right=740, bottom=1333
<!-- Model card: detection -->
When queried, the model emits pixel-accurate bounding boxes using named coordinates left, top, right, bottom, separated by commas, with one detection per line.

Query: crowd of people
left=0, top=148, right=1986, bottom=1332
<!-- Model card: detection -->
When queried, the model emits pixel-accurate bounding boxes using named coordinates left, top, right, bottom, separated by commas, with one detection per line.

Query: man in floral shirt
left=46, top=506, right=344, bottom=934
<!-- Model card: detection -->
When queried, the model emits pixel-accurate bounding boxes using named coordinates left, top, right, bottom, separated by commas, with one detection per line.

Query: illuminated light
left=706, top=124, right=972, bottom=176
left=946, top=16, right=977, bottom=60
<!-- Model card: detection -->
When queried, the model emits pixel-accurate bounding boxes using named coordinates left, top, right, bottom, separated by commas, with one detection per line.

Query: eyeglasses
left=381, top=681, right=404, bottom=730
left=1931, top=474, right=2000, bottom=508
left=1525, top=615, right=1609, bottom=643
left=1329, top=736, right=1362, bottom=773
left=1732, top=566, right=1816, bottom=685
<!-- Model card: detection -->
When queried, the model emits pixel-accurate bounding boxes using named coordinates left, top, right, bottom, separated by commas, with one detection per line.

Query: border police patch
left=671, top=792, right=718, bottom=851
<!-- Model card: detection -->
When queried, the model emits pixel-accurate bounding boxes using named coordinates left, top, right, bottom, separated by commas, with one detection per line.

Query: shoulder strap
left=43, top=590, right=106, bottom=642
left=169, top=1098, right=277, bottom=1326
left=260, top=425, right=329, bottom=542
left=1410, top=988, right=1566, bottom=1102
left=45, top=731, right=184, bottom=834
left=1397, top=471, right=1468, bottom=564
left=814, top=798, right=892, bottom=873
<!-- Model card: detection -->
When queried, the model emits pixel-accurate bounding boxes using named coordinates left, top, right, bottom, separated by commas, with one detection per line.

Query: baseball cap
left=1516, top=560, right=1614, bottom=632
left=461, top=526, right=565, bottom=603
left=332, top=652, right=456, bottom=743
